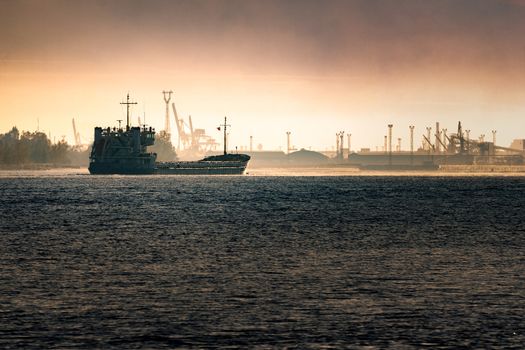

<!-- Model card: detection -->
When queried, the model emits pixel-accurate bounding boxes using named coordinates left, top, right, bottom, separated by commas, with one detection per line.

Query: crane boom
left=72, top=118, right=81, bottom=146
left=172, top=102, right=188, bottom=150
left=434, top=133, right=447, bottom=151
left=422, top=135, right=435, bottom=151
left=188, top=115, right=195, bottom=148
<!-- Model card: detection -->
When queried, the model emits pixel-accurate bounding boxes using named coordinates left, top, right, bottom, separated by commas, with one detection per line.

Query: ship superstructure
left=89, top=94, right=157, bottom=174
left=89, top=125, right=157, bottom=174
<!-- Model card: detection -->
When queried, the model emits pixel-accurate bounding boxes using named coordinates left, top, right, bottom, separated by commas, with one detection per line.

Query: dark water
left=0, top=174, right=524, bottom=349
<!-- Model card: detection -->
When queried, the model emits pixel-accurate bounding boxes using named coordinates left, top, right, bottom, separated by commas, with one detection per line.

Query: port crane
left=430, top=121, right=524, bottom=157
left=170, top=100, right=219, bottom=156
left=422, top=134, right=435, bottom=153
left=72, top=118, right=82, bottom=147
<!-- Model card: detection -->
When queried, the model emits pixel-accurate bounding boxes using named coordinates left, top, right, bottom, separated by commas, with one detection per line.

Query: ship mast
left=221, top=116, right=231, bottom=155
left=120, top=93, right=137, bottom=131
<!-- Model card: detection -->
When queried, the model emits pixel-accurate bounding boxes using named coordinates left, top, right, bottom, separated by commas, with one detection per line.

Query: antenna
left=220, top=116, right=231, bottom=155
left=143, top=104, right=147, bottom=128
left=120, top=93, right=137, bottom=131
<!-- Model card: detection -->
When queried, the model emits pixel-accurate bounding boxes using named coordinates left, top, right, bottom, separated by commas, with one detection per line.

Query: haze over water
left=1, top=173, right=523, bottom=348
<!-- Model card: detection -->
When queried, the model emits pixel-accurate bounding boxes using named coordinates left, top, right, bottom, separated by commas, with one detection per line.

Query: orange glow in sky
left=1, top=0, right=525, bottom=151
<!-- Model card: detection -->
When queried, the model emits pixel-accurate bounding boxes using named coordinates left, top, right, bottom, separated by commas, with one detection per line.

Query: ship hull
left=155, top=161, right=248, bottom=175
left=89, top=160, right=249, bottom=175
left=89, top=162, right=155, bottom=175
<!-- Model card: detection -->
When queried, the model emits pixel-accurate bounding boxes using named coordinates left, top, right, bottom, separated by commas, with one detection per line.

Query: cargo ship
left=88, top=95, right=250, bottom=175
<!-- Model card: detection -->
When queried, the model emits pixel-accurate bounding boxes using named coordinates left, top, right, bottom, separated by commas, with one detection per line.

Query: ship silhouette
left=88, top=95, right=250, bottom=175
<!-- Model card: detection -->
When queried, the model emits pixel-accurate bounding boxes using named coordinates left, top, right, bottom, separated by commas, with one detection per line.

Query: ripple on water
left=0, top=175, right=524, bottom=348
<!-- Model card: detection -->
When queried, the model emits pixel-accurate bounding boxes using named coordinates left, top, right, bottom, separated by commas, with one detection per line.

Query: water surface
left=0, top=173, right=523, bottom=348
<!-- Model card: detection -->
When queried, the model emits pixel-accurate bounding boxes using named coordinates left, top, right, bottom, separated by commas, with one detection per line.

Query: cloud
left=1, top=0, right=524, bottom=81
left=503, top=0, right=525, bottom=5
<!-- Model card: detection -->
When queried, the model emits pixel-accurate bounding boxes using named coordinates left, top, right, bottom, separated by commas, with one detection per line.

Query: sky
left=1, top=0, right=525, bottom=151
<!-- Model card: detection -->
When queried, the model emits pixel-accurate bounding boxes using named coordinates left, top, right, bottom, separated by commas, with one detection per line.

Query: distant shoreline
left=0, top=164, right=86, bottom=170
left=2, top=165, right=525, bottom=176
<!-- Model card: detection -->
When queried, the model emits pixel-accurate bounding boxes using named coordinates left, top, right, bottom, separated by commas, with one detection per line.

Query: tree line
left=0, top=127, right=88, bottom=166
left=0, top=126, right=178, bottom=167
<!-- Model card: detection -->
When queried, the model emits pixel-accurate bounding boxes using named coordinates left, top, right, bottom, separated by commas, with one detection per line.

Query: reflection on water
left=0, top=173, right=524, bottom=348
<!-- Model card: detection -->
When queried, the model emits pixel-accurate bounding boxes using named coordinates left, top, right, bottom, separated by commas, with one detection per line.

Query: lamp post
left=426, top=127, right=432, bottom=152
left=465, top=129, right=471, bottom=154
left=409, top=125, right=415, bottom=165
left=388, top=124, right=393, bottom=166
